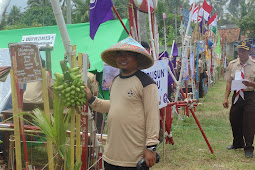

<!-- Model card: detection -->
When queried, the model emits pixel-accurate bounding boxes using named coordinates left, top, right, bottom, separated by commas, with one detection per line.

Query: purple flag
left=159, top=51, right=175, bottom=86
left=171, top=56, right=177, bottom=69
left=172, top=42, right=178, bottom=57
left=199, top=17, right=207, bottom=34
left=90, top=0, right=114, bottom=40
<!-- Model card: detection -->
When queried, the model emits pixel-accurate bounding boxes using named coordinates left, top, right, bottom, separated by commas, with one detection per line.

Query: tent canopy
left=0, top=19, right=129, bottom=74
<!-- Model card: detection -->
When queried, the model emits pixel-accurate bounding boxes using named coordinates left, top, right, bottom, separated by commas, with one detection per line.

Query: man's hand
left=143, top=149, right=156, bottom=167
left=84, top=85, right=92, bottom=101
left=223, top=98, right=229, bottom=108
left=242, top=81, right=255, bottom=88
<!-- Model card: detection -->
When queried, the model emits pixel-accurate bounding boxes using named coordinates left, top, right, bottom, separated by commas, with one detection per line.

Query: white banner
left=143, top=59, right=168, bottom=109
left=21, top=34, right=56, bottom=48
left=0, top=48, right=11, bottom=112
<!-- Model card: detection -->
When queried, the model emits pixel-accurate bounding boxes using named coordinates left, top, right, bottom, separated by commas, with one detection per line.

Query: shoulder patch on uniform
left=229, top=59, right=238, bottom=65
left=135, top=70, right=155, bottom=88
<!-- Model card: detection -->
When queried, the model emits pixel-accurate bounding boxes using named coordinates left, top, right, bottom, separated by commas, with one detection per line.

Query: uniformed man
left=223, top=40, right=255, bottom=158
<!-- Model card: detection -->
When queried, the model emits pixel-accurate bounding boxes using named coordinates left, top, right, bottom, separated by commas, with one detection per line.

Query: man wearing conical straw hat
left=84, top=37, right=160, bottom=169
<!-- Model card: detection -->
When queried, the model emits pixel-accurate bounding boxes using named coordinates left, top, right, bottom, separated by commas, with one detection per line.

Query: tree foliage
left=1, top=0, right=255, bottom=42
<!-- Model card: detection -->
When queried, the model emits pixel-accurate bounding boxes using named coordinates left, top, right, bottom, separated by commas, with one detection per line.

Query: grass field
left=152, top=79, right=255, bottom=170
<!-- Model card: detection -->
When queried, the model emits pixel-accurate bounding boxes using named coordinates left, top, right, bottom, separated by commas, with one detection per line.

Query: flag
left=208, top=12, right=218, bottom=34
left=159, top=51, right=174, bottom=86
left=190, top=52, right=195, bottom=79
left=197, top=40, right=205, bottom=54
left=215, top=34, right=221, bottom=59
left=90, top=0, right=114, bottom=40
left=198, top=0, right=212, bottom=22
left=224, top=54, right=227, bottom=68
left=205, top=44, right=210, bottom=61
left=139, top=0, right=158, bottom=13
left=171, top=56, right=177, bottom=69
left=199, top=17, right=207, bottom=34
left=191, top=4, right=199, bottom=22
left=172, top=42, right=178, bottom=57
left=183, top=8, right=190, bottom=29
left=208, top=39, right=214, bottom=49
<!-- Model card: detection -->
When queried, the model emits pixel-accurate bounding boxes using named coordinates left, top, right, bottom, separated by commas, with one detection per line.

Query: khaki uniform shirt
left=23, top=72, right=52, bottom=104
left=224, top=56, right=255, bottom=91
left=90, top=70, right=160, bottom=167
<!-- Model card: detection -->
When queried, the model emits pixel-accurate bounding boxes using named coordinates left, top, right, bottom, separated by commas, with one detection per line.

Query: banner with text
left=21, top=34, right=56, bottom=48
left=143, top=59, right=168, bottom=109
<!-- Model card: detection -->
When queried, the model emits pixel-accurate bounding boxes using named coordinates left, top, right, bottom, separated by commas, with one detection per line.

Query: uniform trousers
left=230, top=91, right=255, bottom=152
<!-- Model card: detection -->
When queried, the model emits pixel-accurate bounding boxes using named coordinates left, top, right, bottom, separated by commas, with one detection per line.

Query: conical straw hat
left=101, top=37, right=154, bottom=69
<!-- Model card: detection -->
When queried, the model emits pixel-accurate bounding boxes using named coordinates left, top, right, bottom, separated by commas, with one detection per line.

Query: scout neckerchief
left=234, top=62, right=247, bottom=104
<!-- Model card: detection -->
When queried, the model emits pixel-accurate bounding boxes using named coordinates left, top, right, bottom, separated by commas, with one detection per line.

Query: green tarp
left=0, top=19, right=129, bottom=74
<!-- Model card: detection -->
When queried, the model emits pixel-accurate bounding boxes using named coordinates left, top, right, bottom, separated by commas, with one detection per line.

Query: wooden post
left=10, top=69, right=22, bottom=170
left=8, top=135, right=15, bottom=170
left=163, top=107, right=166, bottom=162
left=40, top=46, right=53, bottom=77
left=42, top=67, right=55, bottom=170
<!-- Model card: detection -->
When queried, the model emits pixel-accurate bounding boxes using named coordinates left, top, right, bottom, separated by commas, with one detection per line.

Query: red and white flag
left=198, top=0, right=212, bottom=22
left=139, top=0, right=158, bottom=13
left=208, top=12, right=218, bottom=34
left=207, top=12, right=217, bottom=26
left=190, top=4, right=199, bottom=22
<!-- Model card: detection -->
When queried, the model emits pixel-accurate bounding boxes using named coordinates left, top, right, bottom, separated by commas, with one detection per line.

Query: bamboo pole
left=42, top=67, right=54, bottom=170
left=70, top=45, right=77, bottom=170
left=112, top=5, right=130, bottom=35
left=50, top=0, right=72, bottom=65
left=10, top=69, right=22, bottom=170
left=76, top=53, right=83, bottom=164
left=147, top=0, right=157, bottom=60
left=163, top=13, right=167, bottom=52
left=174, top=2, right=196, bottom=103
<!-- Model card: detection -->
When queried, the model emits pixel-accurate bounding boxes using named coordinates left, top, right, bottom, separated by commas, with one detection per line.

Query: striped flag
left=190, top=4, right=199, bottom=22
left=207, top=12, right=218, bottom=34
left=198, top=0, right=212, bottom=22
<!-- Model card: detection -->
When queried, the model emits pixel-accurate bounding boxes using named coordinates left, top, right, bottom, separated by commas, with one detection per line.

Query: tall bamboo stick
left=42, top=67, right=55, bottom=170
left=147, top=0, right=157, bottom=60
left=10, top=69, right=22, bottom=170
left=50, top=0, right=72, bottom=65
left=70, top=45, right=77, bottom=170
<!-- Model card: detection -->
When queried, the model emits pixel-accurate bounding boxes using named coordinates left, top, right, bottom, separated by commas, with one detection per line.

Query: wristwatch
left=146, top=146, right=157, bottom=152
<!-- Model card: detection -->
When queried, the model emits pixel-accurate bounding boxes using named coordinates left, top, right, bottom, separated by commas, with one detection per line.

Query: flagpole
left=163, top=13, right=167, bottom=52
left=194, top=5, right=200, bottom=100
left=112, top=5, right=130, bottom=35
left=50, top=0, right=72, bottom=65
left=174, top=2, right=196, bottom=103
left=147, top=0, right=157, bottom=60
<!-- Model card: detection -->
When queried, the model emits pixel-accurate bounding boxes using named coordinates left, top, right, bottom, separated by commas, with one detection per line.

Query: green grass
left=153, top=79, right=255, bottom=170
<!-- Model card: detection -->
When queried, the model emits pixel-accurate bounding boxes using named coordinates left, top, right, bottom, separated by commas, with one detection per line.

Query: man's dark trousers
left=230, top=91, right=255, bottom=152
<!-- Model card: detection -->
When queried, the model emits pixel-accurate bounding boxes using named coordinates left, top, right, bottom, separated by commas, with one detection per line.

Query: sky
left=6, top=0, right=28, bottom=13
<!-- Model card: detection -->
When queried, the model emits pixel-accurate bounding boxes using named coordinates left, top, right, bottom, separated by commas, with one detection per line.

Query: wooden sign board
left=9, top=43, right=42, bottom=83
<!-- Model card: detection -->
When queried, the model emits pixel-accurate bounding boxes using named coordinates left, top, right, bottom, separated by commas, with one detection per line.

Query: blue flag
left=90, top=0, right=114, bottom=40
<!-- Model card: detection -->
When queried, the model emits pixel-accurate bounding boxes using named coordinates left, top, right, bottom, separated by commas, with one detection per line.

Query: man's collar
left=238, top=56, right=252, bottom=66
